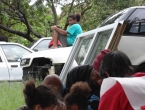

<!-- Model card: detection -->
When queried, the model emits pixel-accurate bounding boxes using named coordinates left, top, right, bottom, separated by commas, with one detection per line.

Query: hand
left=51, top=25, right=57, bottom=30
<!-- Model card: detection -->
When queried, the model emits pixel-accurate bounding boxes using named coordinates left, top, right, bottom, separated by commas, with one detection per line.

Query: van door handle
left=11, top=65, right=18, bottom=67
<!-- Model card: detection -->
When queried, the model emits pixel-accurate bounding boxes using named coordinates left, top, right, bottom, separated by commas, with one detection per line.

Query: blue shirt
left=66, top=23, right=82, bottom=46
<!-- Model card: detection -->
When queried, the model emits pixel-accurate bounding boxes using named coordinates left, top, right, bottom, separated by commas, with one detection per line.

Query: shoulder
left=133, top=72, right=145, bottom=77
left=102, top=82, right=124, bottom=99
left=70, top=23, right=81, bottom=28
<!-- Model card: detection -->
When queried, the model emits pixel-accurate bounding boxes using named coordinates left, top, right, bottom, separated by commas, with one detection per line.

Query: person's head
left=90, top=49, right=111, bottom=86
left=64, top=82, right=91, bottom=110
left=0, top=36, right=8, bottom=42
left=42, top=74, right=63, bottom=94
left=23, top=80, right=58, bottom=110
left=68, top=14, right=81, bottom=25
left=99, top=51, right=134, bottom=79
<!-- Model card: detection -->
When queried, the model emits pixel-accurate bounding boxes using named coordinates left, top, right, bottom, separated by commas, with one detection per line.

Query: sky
left=30, top=0, right=62, bottom=15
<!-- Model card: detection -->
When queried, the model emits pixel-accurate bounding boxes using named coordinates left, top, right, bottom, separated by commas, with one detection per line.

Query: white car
left=20, top=46, right=76, bottom=80
left=29, top=37, right=52, bottom=52
left=0, top=42, right=34, bottom=81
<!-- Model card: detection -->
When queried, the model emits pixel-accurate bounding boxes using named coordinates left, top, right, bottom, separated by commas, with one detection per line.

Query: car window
left=124, top=9, right=145, bottom=35
left=33, top=39, right=51, bottom=51
left=1, top=44, right=32, bottom=62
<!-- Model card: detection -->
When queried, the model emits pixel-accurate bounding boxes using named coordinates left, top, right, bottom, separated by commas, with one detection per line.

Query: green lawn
left=0, top=82, right=25, bottom=110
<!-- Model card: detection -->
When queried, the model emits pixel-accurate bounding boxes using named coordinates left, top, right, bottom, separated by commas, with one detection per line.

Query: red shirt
left=98, top=72, right=145, bottom=110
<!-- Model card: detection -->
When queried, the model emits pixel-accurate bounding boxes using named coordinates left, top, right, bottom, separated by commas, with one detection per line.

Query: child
left=64, top=82, right=91, bottom=110
left=16, top=80, right=58, bottom=110
left=51, top=14, right=83, bottom=48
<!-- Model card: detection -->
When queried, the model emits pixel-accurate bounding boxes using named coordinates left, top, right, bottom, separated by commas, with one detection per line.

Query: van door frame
left=60, top=21, right=125, bottom=84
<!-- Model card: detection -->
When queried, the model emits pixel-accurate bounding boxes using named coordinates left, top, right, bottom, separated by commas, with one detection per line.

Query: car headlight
left=20, top=59, right=30, bottom=66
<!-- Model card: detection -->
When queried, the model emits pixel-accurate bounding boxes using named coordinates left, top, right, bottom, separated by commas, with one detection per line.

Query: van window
left=75, top=38, right=92, bottom=65
left=99, top=8, right=129, bottom=27
left=124, top=9, right=145, bottom=35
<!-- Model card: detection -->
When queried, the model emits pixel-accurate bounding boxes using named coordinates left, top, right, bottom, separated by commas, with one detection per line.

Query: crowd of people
left=16, top=48, right=145, bottom=110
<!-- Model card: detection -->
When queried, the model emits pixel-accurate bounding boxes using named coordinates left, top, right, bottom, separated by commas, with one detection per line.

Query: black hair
left=68, top=14, right=81, bottom=22
left=64, top=82, right=91, bottom=110
left=23, top=80, right=58, bottom=110
left=135, top=62, right=145, bottom=72
left=0, top=36, right=8, bottom=42
left=99, top=51, right=134, bottom=78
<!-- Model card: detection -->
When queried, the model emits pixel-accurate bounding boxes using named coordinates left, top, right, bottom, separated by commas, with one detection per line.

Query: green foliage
left=0, top=0, right=145, bottom=44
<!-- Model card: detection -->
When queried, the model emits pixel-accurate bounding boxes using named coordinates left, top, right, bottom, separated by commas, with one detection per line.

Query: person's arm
left=66, top=24, right=77, bottom=35
left=51, top=25, right=68, bottom=35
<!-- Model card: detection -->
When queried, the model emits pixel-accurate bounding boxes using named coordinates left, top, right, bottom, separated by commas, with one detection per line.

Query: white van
left=20, top=6, right=145, bottom=82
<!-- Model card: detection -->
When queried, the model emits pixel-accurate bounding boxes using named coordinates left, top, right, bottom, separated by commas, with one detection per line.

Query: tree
left=0, top=0, right=145, bottom=44
left=0, top=0, right=52, bottom=42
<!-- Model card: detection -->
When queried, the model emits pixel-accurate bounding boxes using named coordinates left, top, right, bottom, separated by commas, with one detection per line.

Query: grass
left=0, top=80, right=42, bottom=110
left=0, top=82, right=25, bottom=110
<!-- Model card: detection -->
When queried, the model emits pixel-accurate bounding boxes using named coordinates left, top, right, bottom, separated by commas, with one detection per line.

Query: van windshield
left=99, top=8, right=129, bottom=27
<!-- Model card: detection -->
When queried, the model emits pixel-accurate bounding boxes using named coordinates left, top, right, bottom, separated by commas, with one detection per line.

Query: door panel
left=1, top=44, right=32, bottom=81
left=0, top=49, right=9, bottom=80
left=60, top=21, right=125, bottom=84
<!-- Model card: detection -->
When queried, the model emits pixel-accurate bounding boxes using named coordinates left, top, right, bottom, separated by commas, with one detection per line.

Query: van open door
left=60, top=21, right=126, bottom=84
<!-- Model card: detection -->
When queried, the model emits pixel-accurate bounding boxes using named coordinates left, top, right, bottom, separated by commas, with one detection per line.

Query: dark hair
left=68, top=14, right=81, bottom=22
left=64, top=82, right=91, bottom=110
left=135, top=62, right=145, bottom=72
left=23, top=80, right=58, bottom=110
left=0, top=36, right=8, bottom=42
left=99, top=51, right=134, bottom=78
